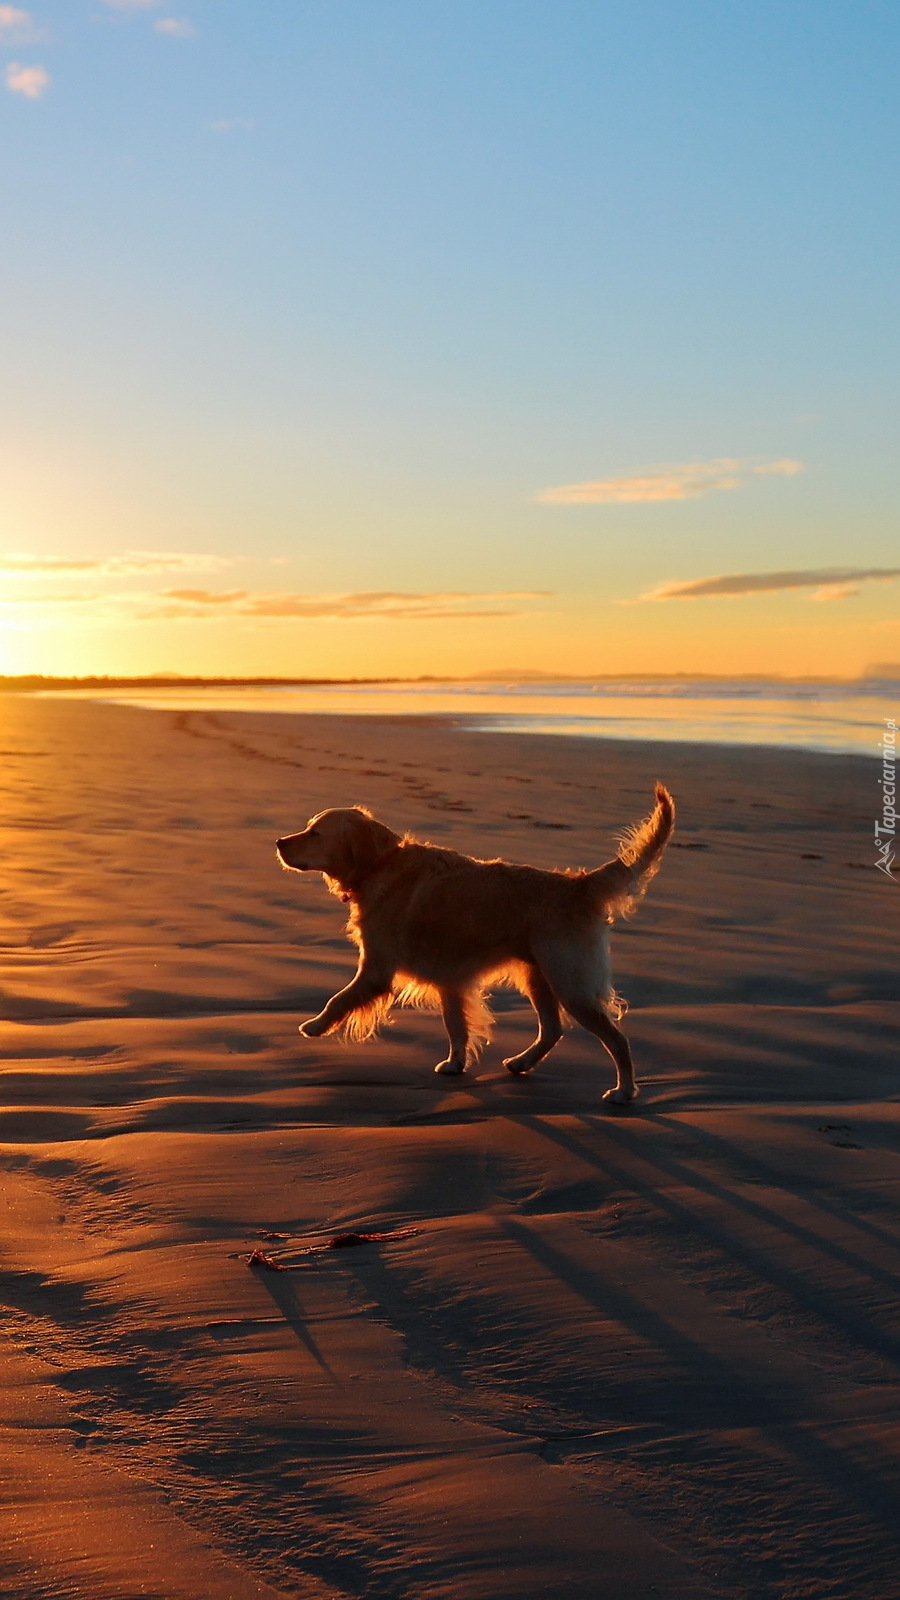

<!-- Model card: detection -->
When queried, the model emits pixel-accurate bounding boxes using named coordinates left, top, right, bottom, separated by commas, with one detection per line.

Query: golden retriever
left=276, top=785, right=674, bottom=1104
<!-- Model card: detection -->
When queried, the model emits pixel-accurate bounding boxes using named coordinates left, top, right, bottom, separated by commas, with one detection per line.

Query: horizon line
left=2, top=669, right=897, bottom=689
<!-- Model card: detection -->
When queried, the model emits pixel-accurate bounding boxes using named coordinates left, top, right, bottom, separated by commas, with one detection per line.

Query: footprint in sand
left=220, top=1032, right=269, bottom=1054
left=817, top=1122, right=864, bottom=1148
left=70, top=1417, right=101, bottom=1447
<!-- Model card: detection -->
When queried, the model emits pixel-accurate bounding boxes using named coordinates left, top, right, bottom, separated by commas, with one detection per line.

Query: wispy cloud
left=147, top=588, right=551, bottom=622
left=0, top=551, right=231, bottom=577
left=5, top=60, right=48, bottom=97
left=0, top=559, right=550, bottom=626
left=752, top=460, right=806, bottom=477
left=538, top=457, right=804, bottom=505
left=162, top=588, right=247, bottom=605
left=155, top=17, right=195, bottom=37
left=0, top=591, right=104, bottom=608
left=809, top=582, right=862, bottom=602
left=209, top=116, right=255, bottom=133
left=0, top=4, right=28, bottom=31
left=636, top=567, right=900, bottom=602
left=0, top=6, right=42, bottom=43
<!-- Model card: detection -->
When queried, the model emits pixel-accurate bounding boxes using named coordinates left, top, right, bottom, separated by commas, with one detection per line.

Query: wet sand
left=0, top=694, right=898, bottom=1599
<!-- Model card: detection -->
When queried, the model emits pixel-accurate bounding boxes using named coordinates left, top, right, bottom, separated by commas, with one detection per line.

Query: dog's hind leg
left=503, top=964, right=563, bottom=1075
left=535, top=940, right=638, bottom=1105
left=567, top=1000, right=637, bottom=1106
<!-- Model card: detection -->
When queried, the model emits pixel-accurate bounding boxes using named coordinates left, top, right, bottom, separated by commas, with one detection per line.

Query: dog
left=276, top=784, right=674, bottom=1104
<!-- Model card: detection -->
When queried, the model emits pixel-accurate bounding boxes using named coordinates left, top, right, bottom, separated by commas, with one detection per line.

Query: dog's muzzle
left=276, top=838, right=307, bottom=869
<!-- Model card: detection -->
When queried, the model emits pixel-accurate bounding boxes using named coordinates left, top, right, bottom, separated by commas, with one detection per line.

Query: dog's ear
left=342, top=810, right=399, bottom=882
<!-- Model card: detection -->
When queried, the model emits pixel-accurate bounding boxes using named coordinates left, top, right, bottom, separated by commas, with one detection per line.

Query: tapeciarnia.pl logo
left=875, top=718, right=897, bottom=877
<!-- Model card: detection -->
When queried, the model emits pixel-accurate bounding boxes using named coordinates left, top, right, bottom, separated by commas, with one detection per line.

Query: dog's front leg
left=300, top=962, right=391, bottom=1037
left=434, top=987, right=470, bottom=1075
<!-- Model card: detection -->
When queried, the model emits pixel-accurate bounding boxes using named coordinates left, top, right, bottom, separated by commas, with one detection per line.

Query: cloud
left=163, top=588, right=248, bottom=605
left=101, top=1, right=160, bottom=10
left=0, top=7, right=42, bottom=43
left=148, top=588, right=551, bottom=622
left=209, top=116, right=255, bottom=133
left=636, top=567, right=900, bottom=602
left=809, top=583, right=860, bottom=602
left=538, top=457, right=805, bottom=505
left=0, top=550, right=231, bottom=577
left=752, top=459, right=806, bottom=477
left=155, top=17, right=195, bottom=37
left=0, top=564, right=550, bottom=627
left=5, top=60, right=48, bottom=97
left=0, top=591, right=104, bottom=608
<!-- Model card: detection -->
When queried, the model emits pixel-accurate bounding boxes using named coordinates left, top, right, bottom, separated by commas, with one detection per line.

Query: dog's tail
left=585, top=783, right=675, bottom=918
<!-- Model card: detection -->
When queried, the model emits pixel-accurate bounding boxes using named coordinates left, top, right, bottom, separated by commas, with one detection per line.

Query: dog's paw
left=602, top=1085, right=639, bottom=1107
left=434, top=1058, right=465, bottom=1075
left=503, top=1054, right=535, bottom=1075
left=299, top=1016, right=328, bottom=1038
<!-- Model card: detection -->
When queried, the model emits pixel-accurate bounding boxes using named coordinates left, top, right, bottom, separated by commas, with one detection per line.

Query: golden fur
left=275, top=785, right=674, bottom=1104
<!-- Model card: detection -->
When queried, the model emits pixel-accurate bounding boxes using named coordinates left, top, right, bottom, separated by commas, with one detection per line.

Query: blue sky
left=0, top=0, right=897, bottom=676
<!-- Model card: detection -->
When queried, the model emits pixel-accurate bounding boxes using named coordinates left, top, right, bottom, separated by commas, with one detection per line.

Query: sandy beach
left=1, top=693, right=898, bottom=1600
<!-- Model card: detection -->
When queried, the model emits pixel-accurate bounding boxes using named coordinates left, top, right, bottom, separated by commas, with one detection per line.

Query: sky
left=0, top=0, right=898, bottom=680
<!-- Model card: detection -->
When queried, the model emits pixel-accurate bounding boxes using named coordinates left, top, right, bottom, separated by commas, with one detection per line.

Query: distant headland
left=1, top=668, right=890, bottom=694
left=0, top=668, right=895, bottom=692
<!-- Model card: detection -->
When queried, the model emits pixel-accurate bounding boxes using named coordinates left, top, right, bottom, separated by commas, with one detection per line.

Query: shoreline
left=33, top=685, right=893, bottom=760
left=128, top=695, right=885, bottom=767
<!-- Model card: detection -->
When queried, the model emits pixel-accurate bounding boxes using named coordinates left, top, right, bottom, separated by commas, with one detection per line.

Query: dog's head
left=276, top=807, right=400, bottom=890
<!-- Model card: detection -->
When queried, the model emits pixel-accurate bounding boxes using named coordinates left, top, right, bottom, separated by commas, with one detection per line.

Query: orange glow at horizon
left=1, top=589, right=896, bottom=681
